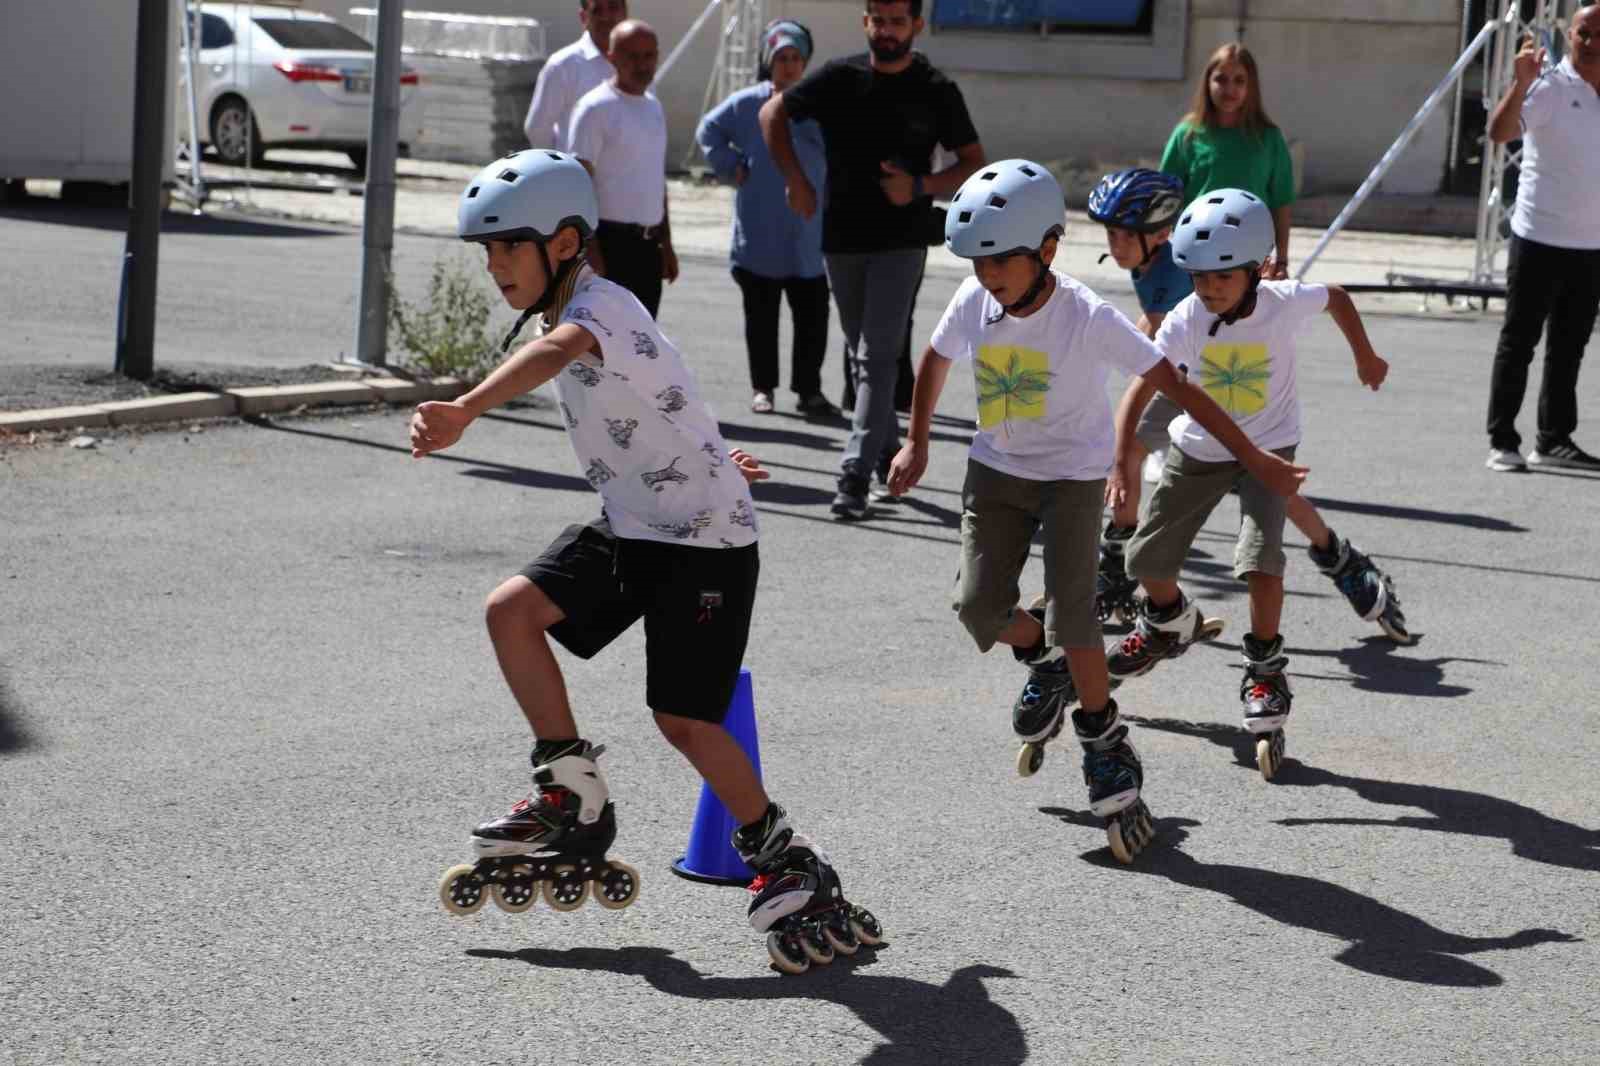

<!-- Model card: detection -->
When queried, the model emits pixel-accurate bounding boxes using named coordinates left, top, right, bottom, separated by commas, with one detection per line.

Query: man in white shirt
left=1484, top=3, right=1600, bottom=472
left=522, top=0, right=626, bottom=151
left=569, top=19, right=678, bottom=318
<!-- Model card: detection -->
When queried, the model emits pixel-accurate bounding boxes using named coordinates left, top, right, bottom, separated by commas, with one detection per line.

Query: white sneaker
left=1485, top=447, right=1526, bottom=472
left=1142, top=448, right=1168, bottom=483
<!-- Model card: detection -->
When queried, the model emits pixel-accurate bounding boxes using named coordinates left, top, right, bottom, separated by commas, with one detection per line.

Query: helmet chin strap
left=1207, top=269, right=1263, bottom=337
left=1004, top=255, right=1052, bottom=315
left=497, top=240, right=586, bottom=352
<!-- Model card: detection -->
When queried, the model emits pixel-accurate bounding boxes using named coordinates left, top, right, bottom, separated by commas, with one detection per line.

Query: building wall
left=298, top=0, right=1462, bottom=196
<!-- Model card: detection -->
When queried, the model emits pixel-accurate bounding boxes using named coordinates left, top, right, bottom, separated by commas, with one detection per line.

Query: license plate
left=344, top=74, right=371, bottom=94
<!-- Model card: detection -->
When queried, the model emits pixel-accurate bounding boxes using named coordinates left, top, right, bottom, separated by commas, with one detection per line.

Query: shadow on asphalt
left=1042, top=814, right=1578, bottom=987
left=1304, top=495, right=1530, bottom=533
left=0, top=667, right=33, bottom=755
left=468, top=945, right=1028, bottom=1065
left=0, top=198, right=343, bottom=239
left=1208, top=635, right=1495, bottom=699
left=1124, top=715, right=1600, bottom=873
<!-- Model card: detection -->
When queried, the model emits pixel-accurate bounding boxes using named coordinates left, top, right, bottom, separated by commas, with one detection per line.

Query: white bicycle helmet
left=945, top=159, right=1065, bottom=259
left=458, top=149, right=598, bottom=245
left=1170, top=188, right=1274, bottom=273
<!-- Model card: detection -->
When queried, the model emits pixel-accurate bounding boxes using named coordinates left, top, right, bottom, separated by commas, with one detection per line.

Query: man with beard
left=759, top=0, right=987, bottom=519
left=1484, top=3, right=1600, bottom=472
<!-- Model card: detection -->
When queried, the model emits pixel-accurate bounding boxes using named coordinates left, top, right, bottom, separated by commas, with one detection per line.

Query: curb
left=0, top=376, right=468, bottom=436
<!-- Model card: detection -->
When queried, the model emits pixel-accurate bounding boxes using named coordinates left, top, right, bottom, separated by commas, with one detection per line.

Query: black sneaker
left=831, top=473, right=869, bottom=520
left=1529, top=440, right=1600, bottom=471
left=796, top=392, right=842, bottom=418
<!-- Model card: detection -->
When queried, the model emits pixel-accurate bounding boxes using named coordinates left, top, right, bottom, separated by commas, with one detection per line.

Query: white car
left=186, top=2, right=424, bottom=171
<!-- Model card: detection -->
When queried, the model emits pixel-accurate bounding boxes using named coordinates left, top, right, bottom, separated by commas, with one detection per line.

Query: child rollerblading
left=1308, top=530, right=1410, bottom=643
left=1108, top=188, right=1389, bottom=777
left=887, top=160, right=1302, bottom=859
left=416, top=150, right=879, bottom=971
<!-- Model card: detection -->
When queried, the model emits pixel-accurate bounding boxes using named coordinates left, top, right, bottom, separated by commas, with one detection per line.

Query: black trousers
left=596, top=221, right=664, bottom=319
left=1487, top=234, right=1600, bottom=452
left=731, top=267, right=830, bottom=397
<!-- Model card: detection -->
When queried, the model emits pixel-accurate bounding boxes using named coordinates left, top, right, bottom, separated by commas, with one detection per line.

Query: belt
left=599, top=219, right=664, bottom=241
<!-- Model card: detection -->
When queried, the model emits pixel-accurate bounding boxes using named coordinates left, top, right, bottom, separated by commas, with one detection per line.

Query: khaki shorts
left=952, top=458, right=1104, bottom=651
left=1126, top=445, right=1298, bottom=582
left=1135, top=394, right=1183, bottom=454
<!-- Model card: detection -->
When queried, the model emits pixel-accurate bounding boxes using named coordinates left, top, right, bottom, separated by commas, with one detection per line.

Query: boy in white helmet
left=886, top=160, right=1304, bottom=861
left=1106, top=188, right=1390, bottom=779
left=413, top=150, right=879, bottom=974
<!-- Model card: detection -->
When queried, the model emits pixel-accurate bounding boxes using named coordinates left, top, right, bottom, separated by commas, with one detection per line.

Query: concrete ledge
left=227, top=380, right=380, bottom=415
left=99, top=392, right=237, bottom=426
left=415, top=376, right=469, bottom=401
left=363, top=377, right=431, bottom=405
left=0, top=405, right=110, bottom=432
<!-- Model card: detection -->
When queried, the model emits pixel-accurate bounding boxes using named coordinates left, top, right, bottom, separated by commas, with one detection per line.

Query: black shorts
left=521, top=518, right=760, bottom=723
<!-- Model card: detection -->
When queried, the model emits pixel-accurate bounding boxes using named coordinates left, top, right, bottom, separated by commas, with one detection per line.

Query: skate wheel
left=1107, top=819, right=1135, bottom=864
left=821, top=913, right=860, bottom=956
left=798, top=921, right=835, bottom=965
left=1256, top=731, right=1286, bottom=781
left=439, top=863, right=487, bottom=915
left=491, top=864, right=538, bottom=914
left=541, top=864, right=590, bottom=911
left=1115, top=604, right=1136, bottom=626
left=595, top=861, right=640, bottom=910
left=1017, top=742, right=1045, bottom=778
left=1199, top=617, right=1225, bottom=641
left=766, top=930, right=810, bottom=975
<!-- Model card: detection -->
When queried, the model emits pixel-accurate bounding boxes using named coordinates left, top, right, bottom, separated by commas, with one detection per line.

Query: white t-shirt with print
left=1158, top=280, right=1329, bottom=463
left=567, top=82, right=668, bottom=226
left=1512, top=58, right=1600, bottom=250
left=929, top=272, right=1163, bottom=481
left=553, top=270, right=758, bottom=548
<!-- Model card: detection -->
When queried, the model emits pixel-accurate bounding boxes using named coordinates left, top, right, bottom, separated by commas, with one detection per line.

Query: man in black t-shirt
left=760, top=0, right=986, bottom=520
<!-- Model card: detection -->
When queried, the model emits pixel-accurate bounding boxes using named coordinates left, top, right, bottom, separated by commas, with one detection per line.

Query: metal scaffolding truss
left=1473, top=0, right=1575, bottom=286
left=681, top=0, right=767, bottom=169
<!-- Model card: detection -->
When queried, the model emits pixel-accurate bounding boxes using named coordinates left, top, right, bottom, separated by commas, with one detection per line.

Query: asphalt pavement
left=3, top=183, right=1599, bottom=1065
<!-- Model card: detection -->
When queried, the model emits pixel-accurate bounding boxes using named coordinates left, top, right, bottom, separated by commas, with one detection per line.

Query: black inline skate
left=438, top=739, right=640, bottom=917
left=1095, top=523, right=1140, bottom=626
left=733, top=803, right=883, bottom=975
left=1106, top=588, right=1226, bottom=686
left=1240, top=635, right=1293, bottom=780
left=1309, top=529, right=1412, bottom=644
left=1013, top=596, right=1078, bottom=777
left=1073, top=701, right=1154, bottom=863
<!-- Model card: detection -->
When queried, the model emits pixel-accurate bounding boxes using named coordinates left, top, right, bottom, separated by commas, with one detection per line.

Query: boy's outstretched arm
left=886, top=347, right=954, bottom=496
left=410, top=322, right=596, bottom=458
left=1146, top=359, right=1309, bottom=497
left=1108, top=373, right=1160, bottom=510
left=1324, top=286, right=1389, bottom=390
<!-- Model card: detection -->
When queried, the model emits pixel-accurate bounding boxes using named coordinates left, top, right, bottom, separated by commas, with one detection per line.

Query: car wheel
left=345, top=148, right=367, bottom=175
left=211, top=95, right=262, bottom=167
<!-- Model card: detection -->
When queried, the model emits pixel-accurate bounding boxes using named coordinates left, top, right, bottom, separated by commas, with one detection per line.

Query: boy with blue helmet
left=1087, top=167, right=1191, bottom=623
left=1106, top=188, right=1396, bottom=780
left=416, top=149, right=881, bottom=973
left=887, top=160, right=1304, bottom=861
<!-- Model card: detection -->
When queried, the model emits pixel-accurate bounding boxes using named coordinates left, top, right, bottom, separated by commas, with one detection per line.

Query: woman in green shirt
left=1160, top=42, right=1294, bottom=278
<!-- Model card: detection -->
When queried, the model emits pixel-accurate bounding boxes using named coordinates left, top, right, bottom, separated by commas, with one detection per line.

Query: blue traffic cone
left=671, top=667, right=763, bottom=886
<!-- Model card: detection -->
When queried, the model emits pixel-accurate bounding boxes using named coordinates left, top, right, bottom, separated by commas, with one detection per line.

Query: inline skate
left=1013, top=596, right=1078, bottom=777
left=1095, top=523, right=1140, bottom=626
left=1107, top=589, right=1225, bottom=686
left=1073, top=701, right=1154, bottom=863
left=1240, top=635, right=1293, bottom=780
left=1309, top=529, right=1412, bottom=644
left=438, top=740, right=640, bottom=916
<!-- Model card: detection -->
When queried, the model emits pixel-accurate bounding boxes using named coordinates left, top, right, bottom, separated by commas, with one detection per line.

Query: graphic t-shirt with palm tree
left=1155, top=280, right=1329, bottom=462
left=929, top=273, right=1162, bottom=481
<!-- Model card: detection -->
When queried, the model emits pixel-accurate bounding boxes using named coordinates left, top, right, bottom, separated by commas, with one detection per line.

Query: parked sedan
left=186, top=3, right=423, bottom=171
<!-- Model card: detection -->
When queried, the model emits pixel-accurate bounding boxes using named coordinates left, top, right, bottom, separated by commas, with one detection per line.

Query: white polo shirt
left=1512, top=58, right=1600, bottom=250
left=522, top=32, right=613, bottom=151
left=568, top=81, right=667, bottom=226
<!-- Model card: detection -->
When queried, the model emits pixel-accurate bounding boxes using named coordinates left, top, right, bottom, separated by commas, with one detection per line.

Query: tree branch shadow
left=0, top=667, right=33, bottom=755
left=1038, top=814, right=1578, bottom=986
left=1124, top=715, right=1600, bottom=873
left=467, top=944, right=1028, bottom=1065
left=1208, top=636, right=1496, bottom=699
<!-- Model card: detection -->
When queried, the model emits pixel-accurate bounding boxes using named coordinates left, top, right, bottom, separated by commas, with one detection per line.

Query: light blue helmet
left=458, top=149, right=598, bottom=245
left=1170, top=188, right=1274, bottom=272
left=945, top=159, right=1065, bottom=259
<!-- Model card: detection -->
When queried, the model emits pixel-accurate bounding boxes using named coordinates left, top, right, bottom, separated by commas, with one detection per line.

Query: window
left=190, top=11, right=235, bottom=49
left=253, top=18, right=374, bottom=51
left=931, top=0, right=1154, bottom=35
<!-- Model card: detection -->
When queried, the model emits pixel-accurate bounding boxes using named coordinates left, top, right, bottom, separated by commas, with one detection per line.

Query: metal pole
left=116, top=0, right=171, bottom=381
left=176, top=0, right=205, bottom=209
left=657, top=0, right=723, bottom=85
left=354, top=0, right=405, bottom=367
left=1297, top=13, right=1504, bottom=278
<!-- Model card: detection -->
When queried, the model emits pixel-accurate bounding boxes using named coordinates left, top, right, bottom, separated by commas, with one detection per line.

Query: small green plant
left=388, top=254, right=504, bottom=382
